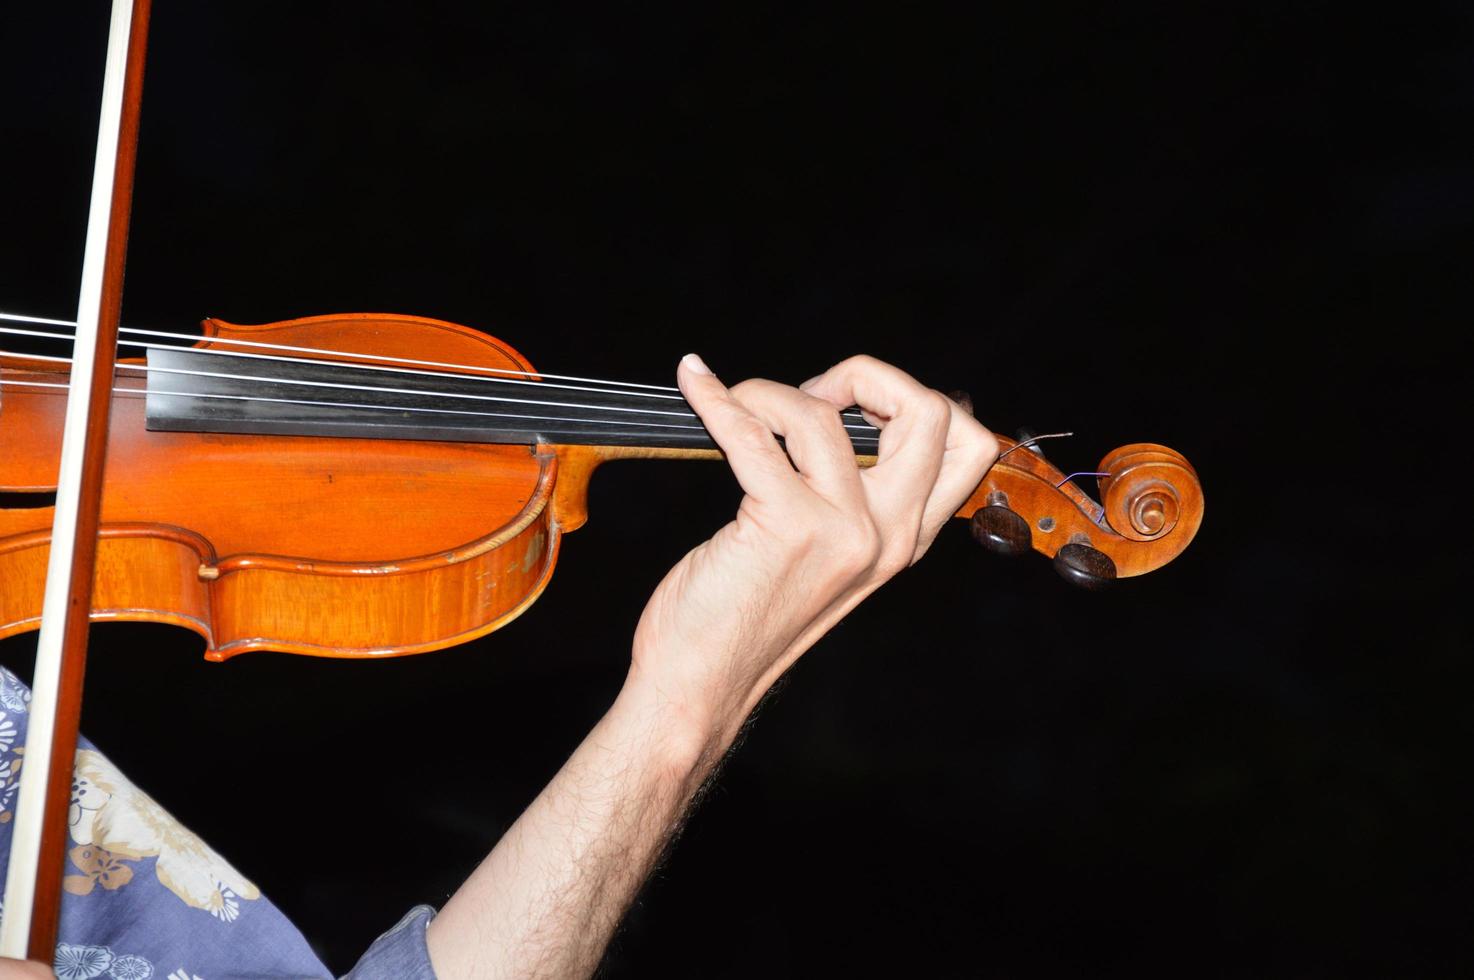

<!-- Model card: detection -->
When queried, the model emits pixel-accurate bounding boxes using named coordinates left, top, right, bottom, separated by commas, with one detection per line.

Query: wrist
left=612, top=663, right=732, bottom=787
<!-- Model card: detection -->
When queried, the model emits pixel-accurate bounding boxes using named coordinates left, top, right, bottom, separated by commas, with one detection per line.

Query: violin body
left=0, top=314, right=621, bottom=659
left=1, top=313, right=1204, bottom=661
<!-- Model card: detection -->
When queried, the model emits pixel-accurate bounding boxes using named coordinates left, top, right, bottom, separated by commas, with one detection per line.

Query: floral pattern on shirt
left=69, top=749, right=261, bottom=920
left=0, top=749, right=22, bottom=822
left=64, top=844, right=136, bottom=895
left=53, top=943, right=158, bottom=980
left=0, top=712, right=17, bottom=754
left=109, top=954, right=154, bottom=980
left=0, top=670, right=30, bottom=713
left=54, top=943, right=113, bottom=979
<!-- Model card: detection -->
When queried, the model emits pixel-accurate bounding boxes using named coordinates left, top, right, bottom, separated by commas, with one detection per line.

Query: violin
left=2, top=310, right=1204, bottom=660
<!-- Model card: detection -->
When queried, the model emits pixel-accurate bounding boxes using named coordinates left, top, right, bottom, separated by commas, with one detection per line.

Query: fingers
left=677, top=354, right=797, bottom=502
left=801, top=355, right=952, bottom=530
left=725, top=378, right=865, bottom=505
left=915, top=403, right=999, bottom=555
left=679, top=355, right=867, bottom=508
left=802, top=356, right=998, bottom=564
left=683, top=352, right=996, bottom=574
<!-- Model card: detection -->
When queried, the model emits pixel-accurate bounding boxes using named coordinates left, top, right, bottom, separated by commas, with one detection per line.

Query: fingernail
left=798, top=375, right=821, bottom=391
left=682, top=352, right=713, bottom=376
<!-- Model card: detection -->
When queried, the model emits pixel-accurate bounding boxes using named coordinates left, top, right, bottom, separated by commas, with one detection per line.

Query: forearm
left=422, top=356, right=994, bottom=979
left=425, top=671, right=724, bottom=980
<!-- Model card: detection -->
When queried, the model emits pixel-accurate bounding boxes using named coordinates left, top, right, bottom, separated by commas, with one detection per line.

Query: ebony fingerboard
left=142, top=348, right=722, bottom=448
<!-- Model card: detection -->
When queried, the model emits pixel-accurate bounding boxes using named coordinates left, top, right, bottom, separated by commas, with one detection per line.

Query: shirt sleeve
left=339, top=904, right=439, bottom=979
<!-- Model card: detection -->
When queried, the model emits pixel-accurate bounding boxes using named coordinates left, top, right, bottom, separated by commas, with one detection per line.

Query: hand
left=628, top=354, right=998, bottom=746
left=0, top=958, right=54, bottom=979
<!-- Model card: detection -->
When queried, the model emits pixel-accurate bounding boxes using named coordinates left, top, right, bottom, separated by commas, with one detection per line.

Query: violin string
left=0, top=346, right=885, bottom=433
left=995, top=432, right=1073, bottom=459
left=0, top=311, right=679, bottom=392
left=4, top=351, right=707, bottom=421
left=0, top=319, right=872, bottom=427
left=2, top=349, right=884, bottom=434
left=0, top=376, right=882, bottom=445
left=0, top=311, right=871, bottom=423
left=0, top=377, right=702, bottom=433
left=0, top=323, right=696, bottom=403
left=1056, top=470, right=1111, bottom=488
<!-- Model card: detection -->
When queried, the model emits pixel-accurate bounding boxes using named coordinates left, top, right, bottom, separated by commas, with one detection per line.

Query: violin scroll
left=1097, top=444, right=1198, bottom=543
left=956, top=436, right=1203, bottom=582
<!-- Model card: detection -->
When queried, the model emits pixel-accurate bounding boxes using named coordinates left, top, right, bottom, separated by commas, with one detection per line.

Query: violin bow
left=0, top=0, right=153, bottom=959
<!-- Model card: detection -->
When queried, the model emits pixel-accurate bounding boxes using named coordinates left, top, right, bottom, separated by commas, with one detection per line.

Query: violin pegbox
left=959, top=437, right=1203, bottom=585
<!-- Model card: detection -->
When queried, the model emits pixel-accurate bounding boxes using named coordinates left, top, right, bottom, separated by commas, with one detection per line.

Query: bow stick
left=0, top=0, right=153, bottom=959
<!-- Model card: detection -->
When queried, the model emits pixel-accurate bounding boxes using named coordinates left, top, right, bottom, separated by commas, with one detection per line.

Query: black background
left=1, top=3, right=1466, bottom=977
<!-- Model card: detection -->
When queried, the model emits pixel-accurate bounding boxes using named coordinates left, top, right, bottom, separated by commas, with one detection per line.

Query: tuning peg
left=1053, top=540, right=1117, bottom=589
left=947, top=390, right=974, bottom=417
left=970, top=495, right=1031, bottom=557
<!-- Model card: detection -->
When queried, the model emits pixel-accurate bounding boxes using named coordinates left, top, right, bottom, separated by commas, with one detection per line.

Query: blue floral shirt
left=0, top=667, right=436, bottom=979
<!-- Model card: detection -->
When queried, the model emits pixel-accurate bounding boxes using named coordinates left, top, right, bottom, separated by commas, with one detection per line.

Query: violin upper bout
left=199, top=313, right=541, bottom=379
